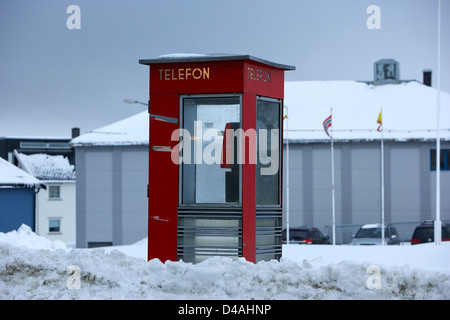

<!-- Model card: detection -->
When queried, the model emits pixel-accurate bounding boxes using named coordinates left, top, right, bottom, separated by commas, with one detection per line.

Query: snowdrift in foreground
left=1, top=225, right=449, bottom=300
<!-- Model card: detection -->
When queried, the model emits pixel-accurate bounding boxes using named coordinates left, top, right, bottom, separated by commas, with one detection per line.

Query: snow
left=361, top=223, right=381, bottom=229
left=0, top=157, right=42, bottom=188
left=284, top=81, right=450, bottom=142
left=70, top=112, right=148, bottom=147
left=0, top=225, right=67, bottom=251
left=157, top=53, right=209, bottom=59
left=16, top=153, right=76, bottom=181
left=1, top=224, right=449, bottom=300
left=69, top=81, right=450, bottom=147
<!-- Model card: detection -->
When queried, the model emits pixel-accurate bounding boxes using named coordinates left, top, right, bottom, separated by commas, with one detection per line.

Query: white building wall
left=121, top=148, right=148, bottom=244
left=282, top=141, right=450, bottom=235
left=84, top=149, right=113, bottom=246
left=350, top=146, right=380, bottom=225
left=312, top=146, right=338, bottom=230
left=75, top=146, right=148, bottom=248
left=36, top=181, right=76, bottom=245
left=390, top=147, right=421, bottom=222
left=73, top=141, right=449, bottom=247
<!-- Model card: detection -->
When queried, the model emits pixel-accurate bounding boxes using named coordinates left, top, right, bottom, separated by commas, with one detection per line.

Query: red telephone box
left=139, top=54, right=294, bottom=263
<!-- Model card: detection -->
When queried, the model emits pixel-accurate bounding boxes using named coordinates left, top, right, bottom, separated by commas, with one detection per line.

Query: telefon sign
left=158, top=67, right=210, bottom=81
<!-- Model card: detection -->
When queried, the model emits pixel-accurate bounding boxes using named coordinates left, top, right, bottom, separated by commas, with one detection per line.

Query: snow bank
left=283, top=244, right=450, bottom=275
left=0, top=225, right=68, bottom=251
left=1, top=225, right=449, bottom=300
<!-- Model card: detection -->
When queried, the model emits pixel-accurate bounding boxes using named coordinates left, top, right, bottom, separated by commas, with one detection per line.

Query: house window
left=49, top=219, right=61, bottom=233
left=48, top=185, right=60, bottom=199
left=431, top=149, right=450, bottom=171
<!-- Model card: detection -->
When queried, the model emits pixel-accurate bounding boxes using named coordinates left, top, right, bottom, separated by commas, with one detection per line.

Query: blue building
left=0, top=157, right=43, bottom=233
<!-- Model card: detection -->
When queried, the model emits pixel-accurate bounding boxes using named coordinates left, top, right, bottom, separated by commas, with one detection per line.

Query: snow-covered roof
left=140, top=53, right=296, bottom=70
left=285, top=81, right=450, bottom=142
left=15, top=153, right=76, bottom=181
left=70, top=81, right=450, bottom=147
left=0, top=157, right=43, bottom=188
left=70, top=112, right=148, bottom=147
left=158, top=53, right=209, bottom=59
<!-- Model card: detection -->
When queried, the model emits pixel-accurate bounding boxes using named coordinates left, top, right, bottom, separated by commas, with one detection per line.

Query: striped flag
left=323, top=114, right=332, bottom=137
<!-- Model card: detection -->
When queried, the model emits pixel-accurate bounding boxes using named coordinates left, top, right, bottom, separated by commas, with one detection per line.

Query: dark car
left=411, top=220, right=450, bottom=245
left=282, top=227, right=330, bottom=244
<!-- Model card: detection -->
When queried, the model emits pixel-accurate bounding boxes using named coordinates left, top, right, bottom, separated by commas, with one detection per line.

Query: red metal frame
left=242, top=92, right=256, bottom=262
left=147, top=93, right=179, bottom=262
left=141, top=56, right=292, bottom=263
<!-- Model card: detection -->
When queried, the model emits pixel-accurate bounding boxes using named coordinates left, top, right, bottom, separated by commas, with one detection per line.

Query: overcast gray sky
left=0, top=0, right=448, bottom=137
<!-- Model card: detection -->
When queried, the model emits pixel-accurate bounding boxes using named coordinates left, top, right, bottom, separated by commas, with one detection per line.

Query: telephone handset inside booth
left=221, top=122, right=240, bottom=203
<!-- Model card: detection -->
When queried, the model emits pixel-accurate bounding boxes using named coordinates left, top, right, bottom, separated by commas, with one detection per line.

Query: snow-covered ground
left=1, top=225, right=449, bottom=300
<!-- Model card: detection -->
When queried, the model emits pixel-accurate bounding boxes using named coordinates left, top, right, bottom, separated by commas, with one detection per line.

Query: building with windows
left=15, top=152, right=76, bottom=245
left=0, top=135, right=75, bottom=166
left=0, top=131, right=78, bottom=244
left=282, top=77, right=450, bottom=242
left=71, top=62, right=450, bottom=247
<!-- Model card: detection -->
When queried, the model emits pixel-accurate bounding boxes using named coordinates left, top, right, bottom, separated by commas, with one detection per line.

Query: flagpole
left=380, top=108, right=385, bottom=246
left=285, top=106, right=290, bottom=245
left=330, top=108, right=336, bottom=246
left=435, top=0, right=442, bottom=246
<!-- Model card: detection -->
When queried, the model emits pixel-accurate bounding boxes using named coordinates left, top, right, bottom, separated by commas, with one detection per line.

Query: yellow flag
left=377, top=111, right=382, bottom=132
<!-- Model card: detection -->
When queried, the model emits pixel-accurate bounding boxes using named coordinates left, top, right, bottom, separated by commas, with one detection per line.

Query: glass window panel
left=256, top=99, right=280, bottom=205
left=49, top=219, right=60, bottom=232
left=49, top=185, right=60, bottom=199
left=431, top=149, right=436, bottom=170
left=446, top=150, right=450, bottom=170
left=181, top=96, right=240, bottom=204
left=431, top=149, right=447, bottom=171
